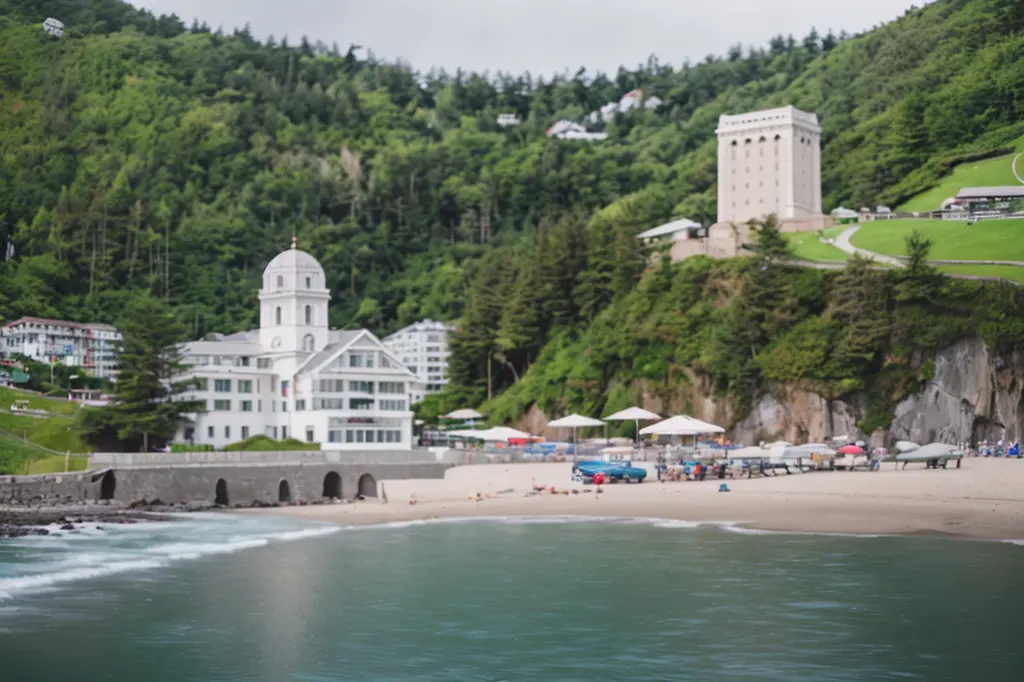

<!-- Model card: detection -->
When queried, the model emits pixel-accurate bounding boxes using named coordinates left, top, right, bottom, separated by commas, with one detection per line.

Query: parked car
left=573, top=460, right=648, bottom=483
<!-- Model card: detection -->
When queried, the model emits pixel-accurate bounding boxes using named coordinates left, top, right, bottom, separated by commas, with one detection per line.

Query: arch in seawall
left=215, top=478, right=230, bottom=506
left=278, top=479, right=292, bottom=503
left=322, top=471, right=342, bottom=499
left=99, top=470, right=116, bottom=500
left=357, top=473, right=377, bottom=498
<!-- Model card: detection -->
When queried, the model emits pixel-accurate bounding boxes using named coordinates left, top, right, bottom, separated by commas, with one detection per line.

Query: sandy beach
left=248, top=458, right=1024, bottom=541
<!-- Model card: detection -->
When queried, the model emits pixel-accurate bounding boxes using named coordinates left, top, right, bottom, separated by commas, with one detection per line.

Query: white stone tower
left=715, top=105, right=822, bottom=225
left=258, top=237, right=331, bottom=358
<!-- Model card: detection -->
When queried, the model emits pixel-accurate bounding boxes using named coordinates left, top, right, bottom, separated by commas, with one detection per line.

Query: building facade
left=175, top=243, right=422, bottom=451
left=0, top=317, right=121, bottom=379
left=383, top=319, right=454, bottom=403
left=715, top=105, right=823, bottom=225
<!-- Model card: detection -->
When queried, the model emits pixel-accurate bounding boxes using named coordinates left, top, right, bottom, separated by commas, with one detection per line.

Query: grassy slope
left=849, top=219, right=1024, bottom=261
left=0, top=412, right=92, bottom=453
left=898, top=135, right=1024, bottom=212
left=0, top=431, right=89, bottom=475
left=785, top=226, right=849, bottom=262
left=938, top=264, right=1024, bottom=284
left=0, top=387, right=80, bottom=416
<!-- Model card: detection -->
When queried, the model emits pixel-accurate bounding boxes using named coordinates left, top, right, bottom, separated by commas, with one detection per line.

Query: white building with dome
left=174, top=239, right=422, bottom=450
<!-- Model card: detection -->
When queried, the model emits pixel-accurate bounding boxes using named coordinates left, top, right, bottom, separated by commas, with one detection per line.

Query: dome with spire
left=262, top=239, right=326, bottom=291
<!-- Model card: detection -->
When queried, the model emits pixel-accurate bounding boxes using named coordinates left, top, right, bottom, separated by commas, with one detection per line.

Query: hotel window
left=349, top=380, right=374, bottom=393
left=281, top=380, right=289, bottom=397
left=305, top=305, right=312, bottom=325
left=366, top=353, right=375, bottom=368
left=275, top=306, right=282, bottom=325
left=207, top=426, right=214, bottom=439
left=240, top=400, right=253, bottom=412
left=257, top=358, right=272, bottom=369
left=214, top=399, right=231, bottom=411
left=258, top=400, right=262, bottom=412
left=317, top=398, right=344, bottom=409
left=350, top=398, right=374, bottom=411
left=281, top=426, right=288, bottom=439
left=238, top=380, right=253, bottom=393
left=236, top=356, right=250, bottom=367
left=348, top=353, right=363, bottom=368
left=306, top=427, right=314, bottom=442
left=281, top=401, right=288, bottom=412
left=296, top=399, right=306, bottom=411
left=214, top=379, right=232, bottom=392
left=242, top=426, right=250, bottom=439
left=225, top=426, right=231, bottom=439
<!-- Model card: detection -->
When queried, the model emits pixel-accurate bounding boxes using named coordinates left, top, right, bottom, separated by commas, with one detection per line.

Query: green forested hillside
left=1, top=0, right=1023, bottom=426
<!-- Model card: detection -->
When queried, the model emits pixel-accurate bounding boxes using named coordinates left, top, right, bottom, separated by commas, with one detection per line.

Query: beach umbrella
left=603, top=407, right=662, bottom=443
left=838, top=445, right=864, bottom=455
left=443, top=408, right=483, bottom=421
left=640, top=415, right=724, bottom=436
left=895, top=440, right=920, bottom=453
left=548, top=414, right=605, bottom=450
left=449, top=426, right=532, bottom=442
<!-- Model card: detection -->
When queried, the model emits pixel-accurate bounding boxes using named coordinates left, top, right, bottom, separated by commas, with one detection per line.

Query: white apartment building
left=716, top=105, right=823, bottom=224
left=383, top=319, right=454, bottom=403
left=0, top=317, right=121, bottom=379
left=174, top=241, right=422, bottom=451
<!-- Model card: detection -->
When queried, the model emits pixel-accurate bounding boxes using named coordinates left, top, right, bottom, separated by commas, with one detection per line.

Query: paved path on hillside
left=832, top=226, right=906, bottom=267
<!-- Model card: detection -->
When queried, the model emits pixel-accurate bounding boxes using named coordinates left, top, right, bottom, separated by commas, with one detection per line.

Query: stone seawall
left=1, top=459, right=453, bottom=506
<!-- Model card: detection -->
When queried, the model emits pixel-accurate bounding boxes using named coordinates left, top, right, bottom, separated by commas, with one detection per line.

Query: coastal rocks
left=0, top=510, right=162, bottom=539
left=890, top=339, right=1024, bottom=444
left=731, top=386, right=864, bottom=445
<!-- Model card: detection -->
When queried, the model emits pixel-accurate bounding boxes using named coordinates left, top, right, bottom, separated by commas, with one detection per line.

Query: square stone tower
left=715, top=105, right=822, bottom=225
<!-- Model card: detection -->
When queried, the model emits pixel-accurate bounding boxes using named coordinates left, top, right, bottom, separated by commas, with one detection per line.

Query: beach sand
left=247, top=459, right=1024, bottom=540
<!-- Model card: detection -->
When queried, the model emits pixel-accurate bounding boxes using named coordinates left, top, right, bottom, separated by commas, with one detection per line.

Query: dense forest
left=1, top=0, right=1023, bottom=429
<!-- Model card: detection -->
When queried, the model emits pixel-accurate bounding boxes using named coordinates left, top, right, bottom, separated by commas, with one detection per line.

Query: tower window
left=303, top=334, right=315, bottom=352
left=730, top=140, right=738, bottom=146
left=305, top=276, right=311, bottom=289
left=277, top=275, right=284, bottom=289
left=275, top=306, right=282, bottom=325
left=305, top=305, right=312, bottom=325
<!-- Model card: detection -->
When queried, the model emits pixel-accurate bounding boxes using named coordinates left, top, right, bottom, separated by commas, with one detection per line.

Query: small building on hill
left=954, top=186, right=1024, bottom=212
left=830, top=207, right=859, bottom=224
left=637, top=218, right=708, bottom=261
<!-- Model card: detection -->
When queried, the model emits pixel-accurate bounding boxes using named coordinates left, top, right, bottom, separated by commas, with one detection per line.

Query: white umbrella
left=895, top=440, right=920, bottom=453
left=548, top=414, right=605, bottom=450
left=603, top=407, right=662, bottom=443
left=449, top=426, right=532, bottom=442
left=443, top=408, right=483, bottom=421
left=640, top=415, right=724, bottom=436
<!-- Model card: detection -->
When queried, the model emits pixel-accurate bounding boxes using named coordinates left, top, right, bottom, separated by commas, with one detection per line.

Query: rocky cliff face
left=889, top=339, right=1023, bottom=445
left=515, top=339, right=1023, bottom=447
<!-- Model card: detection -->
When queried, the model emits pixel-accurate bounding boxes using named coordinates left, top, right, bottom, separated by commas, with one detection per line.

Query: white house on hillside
left=175, top=241, right=421, bottom=450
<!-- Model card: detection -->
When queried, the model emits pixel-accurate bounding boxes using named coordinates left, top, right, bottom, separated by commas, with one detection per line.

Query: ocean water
left=1, top=515, right=1023, bottom=682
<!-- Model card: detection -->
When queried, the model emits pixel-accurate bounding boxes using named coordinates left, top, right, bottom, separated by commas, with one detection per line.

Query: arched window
left=730, top=140, right=738, bottom=146
left=305, top=305, right=312, bottom=325
left=303, top=334, right=315, bottom=352
left=275, top=306, right=282, bottom=325
left=305, top=276, right=311, bottom=289
left=774, top=134, right=781, bottom=141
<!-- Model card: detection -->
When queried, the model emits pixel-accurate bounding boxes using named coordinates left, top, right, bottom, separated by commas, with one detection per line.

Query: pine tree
left=79, top=296, right=203, bottom=452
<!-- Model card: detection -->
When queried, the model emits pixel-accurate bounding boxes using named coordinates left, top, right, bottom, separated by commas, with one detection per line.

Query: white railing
left=89, top=449, right=443, bottom=468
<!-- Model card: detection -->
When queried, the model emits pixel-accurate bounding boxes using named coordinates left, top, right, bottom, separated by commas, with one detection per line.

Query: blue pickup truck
left=573, top=460, right=648, bottom=483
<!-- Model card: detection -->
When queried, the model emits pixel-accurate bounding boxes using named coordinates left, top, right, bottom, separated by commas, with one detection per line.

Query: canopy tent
left=548, top=414, right=605, bottom=449
left=602, top=407, right=662, bottom=443
left=448, top=426, right=533, bottom=442
left=640, top=415, right=724, bottom=436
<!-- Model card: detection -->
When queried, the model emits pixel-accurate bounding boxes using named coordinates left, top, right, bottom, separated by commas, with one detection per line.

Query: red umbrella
left=839, top=445, right=864, bottom=455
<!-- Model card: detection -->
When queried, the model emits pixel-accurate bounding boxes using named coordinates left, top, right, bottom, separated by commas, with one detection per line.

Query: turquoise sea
left=1, top=514, right=1023, bottom=681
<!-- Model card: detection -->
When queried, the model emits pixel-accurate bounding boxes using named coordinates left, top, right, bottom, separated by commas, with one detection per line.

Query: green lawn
left=849, top=219, right=1024, bottom=261
left=0, top=412, right=92, bottom=453
left=0, top=386, right=80, bottom=416
left=0, top=431, right=90, bottom=475
left=937, top=264, right=1024, bottom=285
left=899, top=135, right=1024, bottom=212
left=785, top=226, right=849, bottom=262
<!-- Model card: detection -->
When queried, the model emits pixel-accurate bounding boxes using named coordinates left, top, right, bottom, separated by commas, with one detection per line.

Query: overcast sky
left=129, top=0, right=921, bottom=77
